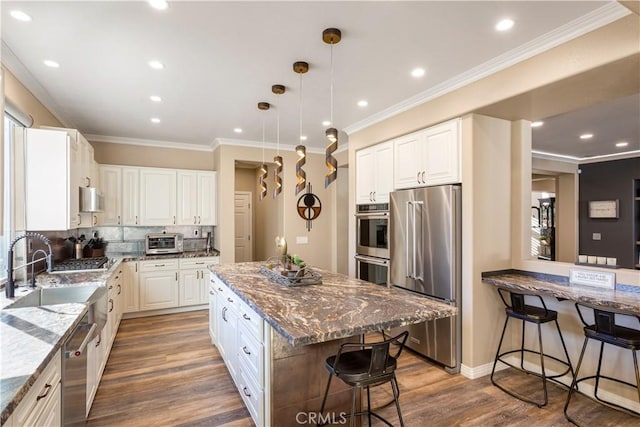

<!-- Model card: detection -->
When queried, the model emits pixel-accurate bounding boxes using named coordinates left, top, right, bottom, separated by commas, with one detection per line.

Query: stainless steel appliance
left=389, top=184, right=461, bottom=373
left=51, top=256, right=112, bottom=274
left=355, top=254, right=389, bottom=286
left=355, top=203, right=389, bottom=258
left=145, top=233, right=184, bottom=255
left=79, top=187, right=104, bottom=212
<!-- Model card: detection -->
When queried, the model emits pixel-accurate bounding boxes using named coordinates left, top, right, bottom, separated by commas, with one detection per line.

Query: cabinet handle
left=421, top=171, right=426, bottom=183
left=109, top=299, right=114, bottom=312
left=173, top=216, right=176, bottom=224
left=155, top=264, right=165, bottom=267
left=175, top=272, right=178, bottom=281
left=194, top=216, right=197, bottom=224
left=222, top=306, right=228, bottom=322
left=416, top=172, right=421, bottom=183
left=77, top=214, right=82, bottom=225
left=242, top=346, right=251, bottom=355
left=117, top=284, right=121, bottom=295
left=109, top=284, right=113, bottom=290
left=227, top=297, right=233, bottom=303
left=198, top=216, right=201, bottom=224
left=209, top=290, right=214, bottom=295
left=95, top=334, right=102, bottom=347
left=242, top=387, right=251, bottom=397
left=135, top=263, right=138, bottom=273
left=135, top=215, right=138, bottom=225
left=373, top=191, right=376, bottom=201
left=243, top=313, right=251, bottom=321
left=36, top=383, right=52, bottom=401
left=218, top=287, right=223, bottom=292
left=369, top=192, right=373, bottom=202
left=117, top=215, right=121, bottom=225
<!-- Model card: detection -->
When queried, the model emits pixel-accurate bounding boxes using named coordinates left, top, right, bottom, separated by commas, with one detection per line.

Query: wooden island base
left=269, top=327, right=361, bottom=426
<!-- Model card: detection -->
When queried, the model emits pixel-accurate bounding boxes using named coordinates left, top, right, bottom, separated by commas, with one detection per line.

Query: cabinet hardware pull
left=36, top=383, right=52, bottom=401
left=416, top=172, right=421, bottom=183
left=109, top=299, right=114, bottom=312
left=421, top=171, right=426, bottom=183
left=155, top=264, right=165, bottom=267
left=243, top=313, right=251, bottom=321
left=209, top=290, right=214, bottom=295
left=95, top=334, right=102, bottom=347
left=196, top=262, right=205, bottom=265
left=242, top=346, right=251, bottom=355
left=242, top=387, right=251, bottom=397
left=227, top=297, right=233, bottom=303
left=198, top=216, right=201, bottom=224
left=117, top=215, right=121, bottom=225
left=117, top=284, right=121, bottom=295
left=176, top=272, right=178, bottom=281
left=173, top=216, right=176, bottom=224
left=194, top=216, right=197, bottom=224
left=373, top=191, right=376, bottom=201
left=108, top=284, right=113, bottom=290
left=93, top=215, right=97, bottom=226
left=135, top=263, right=138, bottom=273
left=135, top=215, right=138, bottom=225
left=222, top=306, right=228, bottom=322
left=86, top=177, right=91, bottom=187
left=77, top=214, right=82, bottom=225
left=218, top=287, right=223, bottom=292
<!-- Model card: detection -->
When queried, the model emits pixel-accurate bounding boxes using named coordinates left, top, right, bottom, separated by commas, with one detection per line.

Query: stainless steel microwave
left=145, top=233, right=184, bottom=255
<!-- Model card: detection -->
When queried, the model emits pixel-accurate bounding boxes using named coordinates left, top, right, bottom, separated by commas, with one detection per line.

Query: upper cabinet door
left=177, top=171, right=198, bottom=225
left=373, top=141, right=393, bottom=203
left=99, top=165, right=122, bottom=225
left=198, top=172, right=217, bottom=225
left=139, top=168, right=177, bottom=226
left=393, top=133, right=422, bottom=190
left=121, top=167, right=140, bottom=225
left=355, top=148, right=376, bottom=204
left=422, top=119, right=460, bottom=186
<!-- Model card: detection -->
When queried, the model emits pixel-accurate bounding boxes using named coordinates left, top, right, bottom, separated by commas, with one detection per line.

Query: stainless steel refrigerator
left=389, top=184, right=461, bottom=373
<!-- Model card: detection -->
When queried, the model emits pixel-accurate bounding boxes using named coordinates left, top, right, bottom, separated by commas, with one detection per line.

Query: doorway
left=234, top=191, right=253, bottom=262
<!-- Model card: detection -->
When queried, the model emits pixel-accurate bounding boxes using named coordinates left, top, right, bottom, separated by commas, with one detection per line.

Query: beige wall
left=214, top=144, right=338, bottom=270
left=92, top=141, right=214, bottom=170
left=253, top=164, right=282, bottom=262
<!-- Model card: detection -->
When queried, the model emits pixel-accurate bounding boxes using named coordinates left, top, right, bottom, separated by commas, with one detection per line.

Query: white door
left=234, top=191, right=253, bottom=262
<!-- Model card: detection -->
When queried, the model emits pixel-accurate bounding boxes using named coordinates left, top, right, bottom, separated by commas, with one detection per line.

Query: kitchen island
left=209, top=262, right=457, bottom=426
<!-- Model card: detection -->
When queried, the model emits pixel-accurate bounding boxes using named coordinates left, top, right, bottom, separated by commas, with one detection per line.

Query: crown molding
left=343, top=3, right=630, bottom=135
left=1, top=41, right=75, bottom=128
left=85, top=134, right=214, bottom=152
left=532, top=149, right=640, bottom=164
left=214, top=137, right=329, bottom=155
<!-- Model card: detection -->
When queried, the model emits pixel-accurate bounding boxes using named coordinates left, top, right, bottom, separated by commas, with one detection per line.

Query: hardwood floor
left=88, top=311, right=638, bottom=426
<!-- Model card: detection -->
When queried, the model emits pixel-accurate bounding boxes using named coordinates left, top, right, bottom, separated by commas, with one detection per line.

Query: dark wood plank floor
left=88, top=311, right=638, bottom=426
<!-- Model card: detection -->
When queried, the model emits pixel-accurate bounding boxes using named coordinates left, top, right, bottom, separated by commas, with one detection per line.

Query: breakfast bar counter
left=209, top=262, right=457, bottom=426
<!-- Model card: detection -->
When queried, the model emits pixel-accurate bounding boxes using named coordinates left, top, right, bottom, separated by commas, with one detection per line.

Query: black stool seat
left=564, top=303, right=640, bottom=425
left=491, top=288, right=574, bottom=408
left=319, top=331, right=409, bottom=427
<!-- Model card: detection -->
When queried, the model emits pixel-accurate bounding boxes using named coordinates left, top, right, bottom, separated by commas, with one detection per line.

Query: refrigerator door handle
left=414, top=200, right=424, bottom=281
left=405, top=201, right=412, bottom=279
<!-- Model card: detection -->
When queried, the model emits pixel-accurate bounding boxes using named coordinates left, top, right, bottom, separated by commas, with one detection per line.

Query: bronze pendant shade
left=323, top=28, right=341, bottom=188
left=271, top=85, right=286, bottom=198
left=295, top=145, right=306, bottom=195
left=258, top=102, right=270, bottom=201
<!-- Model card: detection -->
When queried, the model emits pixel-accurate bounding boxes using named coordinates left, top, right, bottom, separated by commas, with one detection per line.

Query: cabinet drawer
left=13, top=350, right=61, bottom=426
left=180, top=257, right=219, bottom=269
left=237, top=364, right=264, bottom=427
left=237, top=324, right=264, bottom=388
left=140, top=259, right=179, bottom=272
left=238, top=299, right=263, bottom=342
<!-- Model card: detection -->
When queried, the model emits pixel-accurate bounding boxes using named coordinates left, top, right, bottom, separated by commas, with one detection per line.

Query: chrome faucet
left=6, top=232, right=53, bottom=298
left=30, top=249, right=51, bottom=288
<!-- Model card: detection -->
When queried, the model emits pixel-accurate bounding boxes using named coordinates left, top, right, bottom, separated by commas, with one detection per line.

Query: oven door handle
left=354, top=212, right=389, bottom=218
left=355, top=255, right=389, bottom=267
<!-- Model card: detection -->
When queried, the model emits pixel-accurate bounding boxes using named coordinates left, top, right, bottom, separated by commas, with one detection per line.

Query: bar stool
left=318, top=331, right=409, bottom=427
left=564, top=302, right=640, bottom=424
left=491, top=288, right=574, bottom=407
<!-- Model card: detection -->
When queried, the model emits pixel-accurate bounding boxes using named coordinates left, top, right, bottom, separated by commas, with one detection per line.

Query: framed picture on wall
left=588, top=200, right=619, bottom=219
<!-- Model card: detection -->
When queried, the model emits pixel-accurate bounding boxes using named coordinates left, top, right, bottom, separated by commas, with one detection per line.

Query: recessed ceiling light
left=149, top=95, right=162, bottom=102
left=410, top=68, right=425, bottom=78
left=233, top=128, right=242, bottom=134
left=300, top=135, right=308, bottom=141
left=579, top=133, right=593, bottom=140
left=148, top=60, right=164, bottom=70
left=43, top=60, right=59, bottom=68
left=495, top=18, right=514, bottom=32
left=148, top=0, right=169, bottom=10
left=531, top=121, right=544, bottom=128
left=615, top=141, right=629, bottom=148
left=10, top=10, right=32, bottom=22
left=150, top=118, right=161, bottom=124
left=322, top=120, right=331, bottom=127
left=357, top=100, right=368, bottom=107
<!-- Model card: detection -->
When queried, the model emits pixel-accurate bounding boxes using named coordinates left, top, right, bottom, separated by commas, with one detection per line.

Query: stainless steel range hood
left=79, top=187, right=104, bottom=212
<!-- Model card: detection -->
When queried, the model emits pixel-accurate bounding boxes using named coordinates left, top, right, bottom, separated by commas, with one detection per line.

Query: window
left=1, top=114, right=19, bottom=280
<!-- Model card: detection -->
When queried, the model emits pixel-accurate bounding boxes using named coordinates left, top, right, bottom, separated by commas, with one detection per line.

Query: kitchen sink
left=6, top=285, right=106, bottom=309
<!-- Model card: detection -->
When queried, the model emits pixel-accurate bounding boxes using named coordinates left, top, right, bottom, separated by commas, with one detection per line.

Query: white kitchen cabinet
left=139, top=260, right=180, bottom=311
left=121, top=167, right=140, bottom=225
left=23, top=128, right=81, bottom=230
left=209, top=279, right=217, bottom=345
left=179, top=257, right=219, bottom=306
left=177, top=171, right=217, bottom=225
left=99, top=165, right=122, bottom=225
left=356, top=140, right=393, bottom=204
left=139, top=168, right=177, bottom=226
left=86, top=328, right=105, bottom=416
left=122, top=261, right=139, bottom=313
left=12, top=349, right=61, bottom=427
left=394, top=118, right=461, bottom=189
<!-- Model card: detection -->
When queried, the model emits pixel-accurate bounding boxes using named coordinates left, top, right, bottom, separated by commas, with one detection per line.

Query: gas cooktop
left=51, top=257, right=110, bottom=273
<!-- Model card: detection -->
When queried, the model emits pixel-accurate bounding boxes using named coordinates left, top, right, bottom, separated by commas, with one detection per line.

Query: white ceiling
left=2, top=1, right=629, bottom=154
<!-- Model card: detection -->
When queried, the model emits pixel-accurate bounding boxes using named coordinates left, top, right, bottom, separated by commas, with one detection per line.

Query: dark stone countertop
left=210, top=262, right=458, bottom=347
left=115, top=249, right=220, bottom=261
left=482, top=270, right=640, bottom=315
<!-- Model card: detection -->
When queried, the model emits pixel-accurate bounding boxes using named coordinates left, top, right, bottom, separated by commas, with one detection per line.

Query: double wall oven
left=355, top=203, right=389, bottom=286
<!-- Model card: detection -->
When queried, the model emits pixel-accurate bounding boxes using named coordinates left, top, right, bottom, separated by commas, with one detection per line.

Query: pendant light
left=257, top=102, right=270, bottom=201
left=323, top=28, right=341, bottom=188
left=293, top=61, right=309, bottom=195
left=272, top=84, right=286, bottom=198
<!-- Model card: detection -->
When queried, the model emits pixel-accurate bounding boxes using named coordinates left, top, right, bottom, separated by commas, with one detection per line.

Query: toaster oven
left=145, top=233, right=184, bottom=255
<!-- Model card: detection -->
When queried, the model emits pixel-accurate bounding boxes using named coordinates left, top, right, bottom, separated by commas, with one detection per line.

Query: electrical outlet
left=592, top=233, right=601, bottom=241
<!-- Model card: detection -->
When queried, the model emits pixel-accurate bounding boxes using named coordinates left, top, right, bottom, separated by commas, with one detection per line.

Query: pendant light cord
left=299, top=71, right=303, bottom=141
left=330, top=42, right=334, bottom=124
left=261, top=116, right=265, bottom=163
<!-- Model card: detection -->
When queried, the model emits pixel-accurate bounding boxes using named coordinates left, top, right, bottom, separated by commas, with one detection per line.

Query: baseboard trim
left=460, top=361, right=505, bottom=379
left=122, top=305, right=207, bottom=319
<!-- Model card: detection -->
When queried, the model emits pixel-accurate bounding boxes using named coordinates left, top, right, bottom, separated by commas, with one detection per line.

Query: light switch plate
left=592, top=232, right=601, bottom=240
left=296, top=236, right=308, bottom=244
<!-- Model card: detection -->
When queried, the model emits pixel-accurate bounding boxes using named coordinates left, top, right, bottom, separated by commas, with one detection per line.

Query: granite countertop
left=482, top=270, right=640, bottom=315
left=210, top=262, right=457, bottom=347
left=116, top=249, right=220, bottom=261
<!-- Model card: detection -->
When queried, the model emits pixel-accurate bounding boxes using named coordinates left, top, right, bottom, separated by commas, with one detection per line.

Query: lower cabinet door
left=139, top=271, right=179, bottom=311
left=238, top=365, right=264, bottom=427
left=179, top=269, right=200, bottom=306
left=32, top=382, right=61, bottom=427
